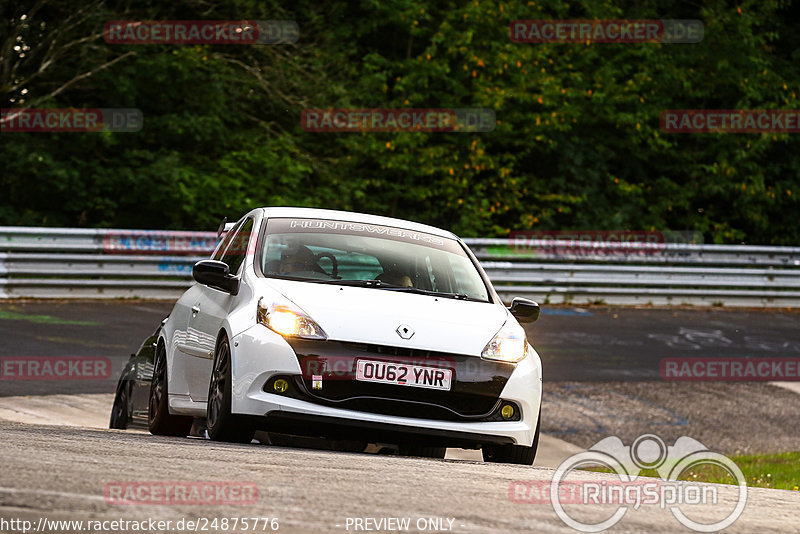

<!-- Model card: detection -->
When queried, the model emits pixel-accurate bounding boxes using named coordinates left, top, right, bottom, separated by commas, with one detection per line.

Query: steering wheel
left=315, top=252, right=339, bottom=278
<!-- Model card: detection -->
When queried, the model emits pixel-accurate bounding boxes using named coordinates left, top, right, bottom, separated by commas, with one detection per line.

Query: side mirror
left=193, top=260, right=239, bottom=295
left=509, top=297, right=540, bottom=323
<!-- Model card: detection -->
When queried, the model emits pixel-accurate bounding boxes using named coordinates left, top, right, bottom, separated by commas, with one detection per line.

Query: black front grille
left=282, top=339, right=515, bottom=421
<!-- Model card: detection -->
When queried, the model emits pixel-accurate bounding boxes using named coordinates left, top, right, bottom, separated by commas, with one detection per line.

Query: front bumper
left=229, top=324, right=543, bottom=446
left=259, top=412, right=517, bottom=448
left=281, top=338, right=519, bottom=421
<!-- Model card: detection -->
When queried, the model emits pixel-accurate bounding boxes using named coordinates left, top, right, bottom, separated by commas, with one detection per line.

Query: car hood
left=257, top=278, right=509, bottom=356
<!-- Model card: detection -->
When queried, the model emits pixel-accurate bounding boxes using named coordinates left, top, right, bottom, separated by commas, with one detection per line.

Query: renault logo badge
left=396, top=324, right=414, bottom=339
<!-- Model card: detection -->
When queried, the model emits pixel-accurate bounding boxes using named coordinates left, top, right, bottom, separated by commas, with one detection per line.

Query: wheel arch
left=215, top=327, right=231, bottom=352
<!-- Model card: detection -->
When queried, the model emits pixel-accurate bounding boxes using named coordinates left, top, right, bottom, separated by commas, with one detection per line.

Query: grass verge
left=582, top=451, right=800, bottom=490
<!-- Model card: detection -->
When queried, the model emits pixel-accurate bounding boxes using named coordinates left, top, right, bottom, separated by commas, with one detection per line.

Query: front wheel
left=207, top=336, right=255, bottom=443
left=148, top=343, right=192, bottom=436
left=483, top=410, right=541, bottom=465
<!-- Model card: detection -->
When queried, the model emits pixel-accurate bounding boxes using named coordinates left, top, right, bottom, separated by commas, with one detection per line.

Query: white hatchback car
left=149, top=207, right=543, bottom=464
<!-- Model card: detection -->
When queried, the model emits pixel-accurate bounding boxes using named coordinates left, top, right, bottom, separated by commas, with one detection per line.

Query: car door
left=170, top=225, right=237, bottom=398
left=184, top=218, right=254, bottom=402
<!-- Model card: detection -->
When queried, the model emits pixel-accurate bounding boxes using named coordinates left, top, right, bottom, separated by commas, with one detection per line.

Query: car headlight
left=481, top=319, right=528, bottom=363
left=257, top=298, right=327, bottom=340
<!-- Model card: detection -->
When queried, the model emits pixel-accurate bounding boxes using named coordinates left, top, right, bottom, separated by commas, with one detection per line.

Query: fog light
left=501, top=404, right=515, bottom=420
left=273, top=379, right=289, bottom=393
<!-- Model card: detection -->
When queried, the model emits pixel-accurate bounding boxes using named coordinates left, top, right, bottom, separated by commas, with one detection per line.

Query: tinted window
left=220, top=218, right=253, bottom=275
left=212, top=221, right=241, bottom=261
left=259, top=218, right=489, bottom=302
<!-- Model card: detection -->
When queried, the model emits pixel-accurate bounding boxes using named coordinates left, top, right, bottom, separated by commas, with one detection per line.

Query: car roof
left=259, top=207, right=459, bottom=240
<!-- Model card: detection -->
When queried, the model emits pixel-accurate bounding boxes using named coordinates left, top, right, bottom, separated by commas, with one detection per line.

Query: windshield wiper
left=321, top=279, right=438, bottom=294
left=318, top=279, right=390, bottom=287
left=375, top=286, right=478, bottom=301
left=317, top=279, right=482, bottom=301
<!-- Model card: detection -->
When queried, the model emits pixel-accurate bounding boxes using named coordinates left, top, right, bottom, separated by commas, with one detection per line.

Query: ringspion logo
left=515, top=434, right=746, bottom=532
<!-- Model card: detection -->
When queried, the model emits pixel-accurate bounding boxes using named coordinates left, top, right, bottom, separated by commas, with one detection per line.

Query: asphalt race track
left=1, top=300, right=800, bottom=532
left=2, top=422, right=799, bottom=533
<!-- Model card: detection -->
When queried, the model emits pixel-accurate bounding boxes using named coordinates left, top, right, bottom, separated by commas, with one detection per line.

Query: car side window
left=212, top=222, right=241, bottom=261
left=220, top=218, right=253, bottom=275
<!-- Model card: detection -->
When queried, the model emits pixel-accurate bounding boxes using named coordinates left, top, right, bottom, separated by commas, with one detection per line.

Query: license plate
left=355, top=360, right=452, bottom=391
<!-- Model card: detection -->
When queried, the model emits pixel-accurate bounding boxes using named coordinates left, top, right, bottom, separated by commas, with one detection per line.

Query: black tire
left=148, top=343, right=193, bottom=436
left=109, top=377, right=131, bottom=430
left=483, top=410, right=541, bottom=465
left=206, top=336, right=255, bottom=443
left=398, top=445, right=447, bottom=459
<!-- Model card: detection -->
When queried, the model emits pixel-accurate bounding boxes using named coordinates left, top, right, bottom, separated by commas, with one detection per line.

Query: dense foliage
left=2, top=0, right=799, bottom=244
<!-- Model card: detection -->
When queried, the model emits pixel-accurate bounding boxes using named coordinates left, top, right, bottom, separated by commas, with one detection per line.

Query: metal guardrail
left=1, top=227, right=799, bottom=306
left=0, top=227, right=212, bottom=299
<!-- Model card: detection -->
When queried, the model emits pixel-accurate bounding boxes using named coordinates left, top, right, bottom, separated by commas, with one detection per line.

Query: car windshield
left=259, top=217, right=490, bottom=302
